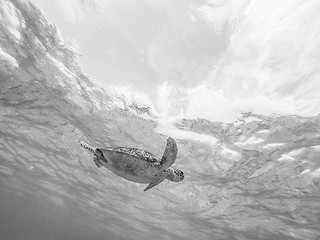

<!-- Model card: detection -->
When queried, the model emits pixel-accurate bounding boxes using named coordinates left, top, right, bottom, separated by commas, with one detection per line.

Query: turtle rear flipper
left=93, top=148, right=107, bottom=167
left=93, top=156, right=104, bottom=168
left=159, top=137, right=178, bottom=170
left=94, top=148, right=104, bottom=159
left=79, top=141, right=106, bottom=167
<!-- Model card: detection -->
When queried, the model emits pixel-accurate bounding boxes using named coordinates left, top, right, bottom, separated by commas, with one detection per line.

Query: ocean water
left=1, top=0, right=320, bottom=240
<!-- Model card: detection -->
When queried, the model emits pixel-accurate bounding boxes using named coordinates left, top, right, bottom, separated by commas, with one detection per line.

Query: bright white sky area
left=31, top=0, right=320, bottom=123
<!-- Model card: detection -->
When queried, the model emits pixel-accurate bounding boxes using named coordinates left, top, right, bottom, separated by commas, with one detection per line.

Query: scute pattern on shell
left=112, top=147, right=160, bottom=162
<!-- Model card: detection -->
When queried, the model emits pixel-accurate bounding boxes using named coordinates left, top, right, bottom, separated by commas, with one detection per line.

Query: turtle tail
left=78, top=140, right=96, bottom=153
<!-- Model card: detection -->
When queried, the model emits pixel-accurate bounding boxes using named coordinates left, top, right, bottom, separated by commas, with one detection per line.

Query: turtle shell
left=106, top=147, right=161, bottom=163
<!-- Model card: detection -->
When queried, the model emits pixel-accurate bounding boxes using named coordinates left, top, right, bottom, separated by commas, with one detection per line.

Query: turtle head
left=166, top=168, right=184, bottom=182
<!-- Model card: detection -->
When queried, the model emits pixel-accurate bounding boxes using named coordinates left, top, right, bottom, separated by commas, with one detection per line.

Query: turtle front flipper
left=143, top=175, right=166, bottom=192
left=159, top=137, right=178, bottom=171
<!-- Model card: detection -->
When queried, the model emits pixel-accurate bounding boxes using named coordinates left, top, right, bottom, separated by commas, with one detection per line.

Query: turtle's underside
left=79, top=138, right=184, bottom=191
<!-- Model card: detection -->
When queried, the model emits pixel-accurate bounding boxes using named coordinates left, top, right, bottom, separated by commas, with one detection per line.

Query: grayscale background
left=1, top=0, right=320, bottom=240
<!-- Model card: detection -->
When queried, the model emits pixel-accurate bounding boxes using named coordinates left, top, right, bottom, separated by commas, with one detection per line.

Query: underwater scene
left=1, top=0, right=320, bottom=239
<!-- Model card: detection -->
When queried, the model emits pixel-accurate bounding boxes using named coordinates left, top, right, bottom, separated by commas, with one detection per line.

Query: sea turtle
left=78, top=137, right=184, bottom=191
